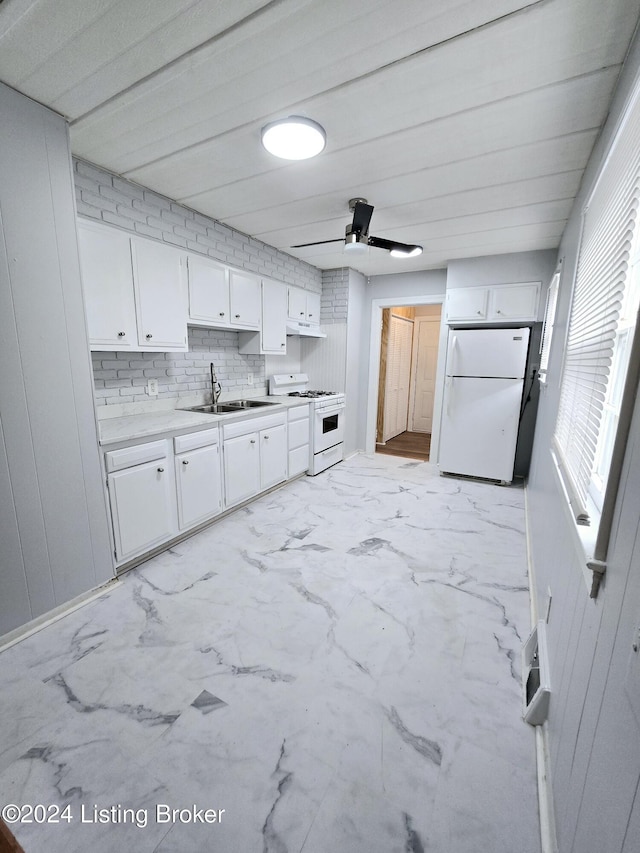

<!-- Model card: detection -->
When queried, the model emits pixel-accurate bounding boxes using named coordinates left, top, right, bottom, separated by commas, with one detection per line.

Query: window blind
left=553, top=87, right=640, bottom=525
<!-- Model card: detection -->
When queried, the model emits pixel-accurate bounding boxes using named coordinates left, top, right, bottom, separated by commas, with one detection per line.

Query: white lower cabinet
left=223, top=432, right=261, bottom=507
left=174, top=429, right=222, bottom=530
left=287, top=404, right=310, bottom=477
left=260, top=423, right=288, bottom=489
left=223, top=412, right=287, bottom=508
left=106, top=441, right=176, bottom=562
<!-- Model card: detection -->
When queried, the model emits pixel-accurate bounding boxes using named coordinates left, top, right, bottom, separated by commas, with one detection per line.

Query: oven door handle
left=317, top=404, right=345, bottom=417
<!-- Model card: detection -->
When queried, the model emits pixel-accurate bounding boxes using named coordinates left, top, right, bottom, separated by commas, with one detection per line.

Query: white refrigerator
left=438, top=327, right=530, bottom=483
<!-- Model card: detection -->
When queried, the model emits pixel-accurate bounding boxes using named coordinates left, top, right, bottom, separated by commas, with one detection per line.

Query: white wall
left=0, top=84, right=113, bottom=638
left=526, top=28, right=640, bottom=853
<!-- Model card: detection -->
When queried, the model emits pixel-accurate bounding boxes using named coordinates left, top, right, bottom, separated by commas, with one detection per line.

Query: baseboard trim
left=0, top=577, right=121, bottom=654
left=524, top=482, right=559, bottom=853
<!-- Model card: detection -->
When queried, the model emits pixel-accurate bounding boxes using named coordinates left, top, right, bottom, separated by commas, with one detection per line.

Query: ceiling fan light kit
left=261, top=116, right=326, bottom=160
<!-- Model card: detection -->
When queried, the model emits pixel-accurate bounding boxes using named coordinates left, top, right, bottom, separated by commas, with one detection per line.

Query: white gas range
left=269, top=374, right=346, bottom=475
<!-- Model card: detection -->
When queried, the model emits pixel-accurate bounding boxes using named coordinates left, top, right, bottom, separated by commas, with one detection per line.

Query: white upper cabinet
left=489, top=282, right=541, bottom=321
left=78, top=219, right=187, bottom=351
left=445, top=282, right=541, bottom=324
left=77, top=219, right=137, bottom=350
left=239, top=278, right=287, bottom=355
left=187, top=255, right=230, bottom=325
left=131, top=237, right=187, bottom=349
left=288, top=286, right=321, bottom=325
left=229, top=270, right=261, bottom=328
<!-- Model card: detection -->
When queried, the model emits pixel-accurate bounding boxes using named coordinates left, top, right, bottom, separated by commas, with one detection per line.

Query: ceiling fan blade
left=368, top=235, right=423, bottom=255
left=290, top=237, right=344, bottom=248
left=351, top=201, right=374, bottom=237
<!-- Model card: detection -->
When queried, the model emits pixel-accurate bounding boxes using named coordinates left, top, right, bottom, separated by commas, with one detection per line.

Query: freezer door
left=446, top=327, right=530, bottom=378
left=438, top=376, right=523, bottom=482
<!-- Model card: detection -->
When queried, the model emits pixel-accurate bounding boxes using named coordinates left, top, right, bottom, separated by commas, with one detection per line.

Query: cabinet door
left=445, top=287, right=489, bottom=322
left=187, top=255, right=230, bottom=325
left=306, top=291, right=321, bottom=324
left=132, top=237, right=187, bottom=349
left=229, top=270, right=260, bottom=328
left=78, top=220, right=137, bottom=350
left=175, top=444, right=222, bottom=530
left=223, top=432, right=260, bottom=507
left=108, top=460, right=175, bottom=561
left=490, top=282, right=541, bottom=321
left=288, top=286, right=307, bottom=321
left=261, top=279, right=287, bottom=353
left=260, top=423, right=288, bottom=490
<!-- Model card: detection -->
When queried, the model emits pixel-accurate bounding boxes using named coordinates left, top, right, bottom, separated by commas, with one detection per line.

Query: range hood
left=286, top=320, right=326, bottom=338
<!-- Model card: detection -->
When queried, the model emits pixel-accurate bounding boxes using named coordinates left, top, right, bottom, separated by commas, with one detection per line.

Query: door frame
left=366, top=296, right=447, bottom=459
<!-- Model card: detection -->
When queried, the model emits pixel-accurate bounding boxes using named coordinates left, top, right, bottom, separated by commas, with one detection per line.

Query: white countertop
left=97, top=396, right=310, bottom=446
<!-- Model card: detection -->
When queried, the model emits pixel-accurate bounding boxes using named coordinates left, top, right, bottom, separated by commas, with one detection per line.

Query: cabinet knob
left=250, top=439, right=256, bottom=444
left=157, top=467, right=164, bottom=473
left=300, top=311, right=304, bottom=316
left=308, top=314, right=313, bottom=318
left=146, top=333, right=153, bottom=339
left=219, top=312, right=225, bottom=316
left=476, top=311, right=482, bottom=315
left=235, top=314, right=241, bottom=318
left=264, top=434, right=270, bottom=440
left=281, top=342, right=285, bottom=347
left=496, top=309, right=502, bottom=314
left=118, top=331, right=126, bottom=337
left=182, top=460, right=189, bottom=465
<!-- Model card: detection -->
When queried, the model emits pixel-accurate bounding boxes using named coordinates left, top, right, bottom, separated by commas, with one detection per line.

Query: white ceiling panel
left=1, top=0, right=639, bottom=274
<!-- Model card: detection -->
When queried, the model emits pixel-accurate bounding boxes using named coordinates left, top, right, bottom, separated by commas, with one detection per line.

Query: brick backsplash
left=92, top=328, right=265, bottom=407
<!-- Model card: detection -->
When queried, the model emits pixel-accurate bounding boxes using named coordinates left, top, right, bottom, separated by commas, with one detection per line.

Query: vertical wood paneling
left=0, top=82, right=112, bottom=638
left=301, top=324, right=347, bottom=392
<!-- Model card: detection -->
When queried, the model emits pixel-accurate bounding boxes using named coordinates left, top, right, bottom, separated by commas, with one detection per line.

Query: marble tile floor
left=0, top=454, right=539, bottom=853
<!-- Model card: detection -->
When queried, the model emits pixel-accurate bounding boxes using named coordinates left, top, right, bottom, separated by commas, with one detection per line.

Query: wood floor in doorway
left=376, top=431, right=431, bottom=462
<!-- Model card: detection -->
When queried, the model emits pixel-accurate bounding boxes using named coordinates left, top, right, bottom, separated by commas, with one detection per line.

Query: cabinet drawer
left=223, top=412, right=285, bottom=440
left=288, top=403, right=310, bottom=422
left=288, top=418, right=310, bottom=450
left=174, top=428, right=219, bottom=454
left=289, top=445, right=309, bottom=477
left=105, top=440, right=167, bottom=472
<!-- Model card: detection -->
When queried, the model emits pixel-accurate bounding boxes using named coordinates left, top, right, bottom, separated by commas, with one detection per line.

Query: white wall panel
left=0, top=82, right=113, bottom=638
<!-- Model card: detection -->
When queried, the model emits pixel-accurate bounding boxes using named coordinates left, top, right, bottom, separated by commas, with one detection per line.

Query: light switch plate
left=147, top=379, right=159, bottom=396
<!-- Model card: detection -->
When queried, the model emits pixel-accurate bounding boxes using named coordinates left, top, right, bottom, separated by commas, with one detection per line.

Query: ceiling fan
left=291, top=198, right=423, bottom=257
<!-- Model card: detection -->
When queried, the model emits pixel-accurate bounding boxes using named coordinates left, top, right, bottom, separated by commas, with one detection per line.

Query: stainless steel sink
left=179, top=404, right=240, bottom=414
left=226, top=399, right=279, bottom=408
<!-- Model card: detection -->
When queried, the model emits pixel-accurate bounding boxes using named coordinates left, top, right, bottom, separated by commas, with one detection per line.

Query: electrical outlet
left=247, top=373, right=254, bottom=386
left=147, top=379, right=159, bottom=396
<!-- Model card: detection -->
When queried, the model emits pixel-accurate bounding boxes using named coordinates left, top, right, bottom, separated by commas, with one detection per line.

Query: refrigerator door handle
left=446, top=376, right=454, bottom=417
left=450, top=334, right=458, bottom=374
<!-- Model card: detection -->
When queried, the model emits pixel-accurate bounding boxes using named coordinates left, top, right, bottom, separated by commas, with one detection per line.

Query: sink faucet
left=210, top=362, right=221, bottom=405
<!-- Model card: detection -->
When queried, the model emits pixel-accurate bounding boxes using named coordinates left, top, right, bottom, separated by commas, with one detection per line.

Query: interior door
left=410, top=317, right=440, bottom=433
left=383, top=315, right=414, bottom=441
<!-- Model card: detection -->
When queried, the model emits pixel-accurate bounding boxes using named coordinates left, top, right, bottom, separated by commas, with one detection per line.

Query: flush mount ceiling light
left=261, top=116, right=326, bottom=160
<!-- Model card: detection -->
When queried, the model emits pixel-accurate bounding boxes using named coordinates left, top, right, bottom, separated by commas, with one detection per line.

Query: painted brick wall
left=74, top=158, right=322, bottom=406
left=92, top=328, right=264, bottom=406
left=320, top=268, right=350, bottom=323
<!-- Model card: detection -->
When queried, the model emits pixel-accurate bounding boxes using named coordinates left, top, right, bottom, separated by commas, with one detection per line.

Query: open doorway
left=375, top=304, right=442, bottom=462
